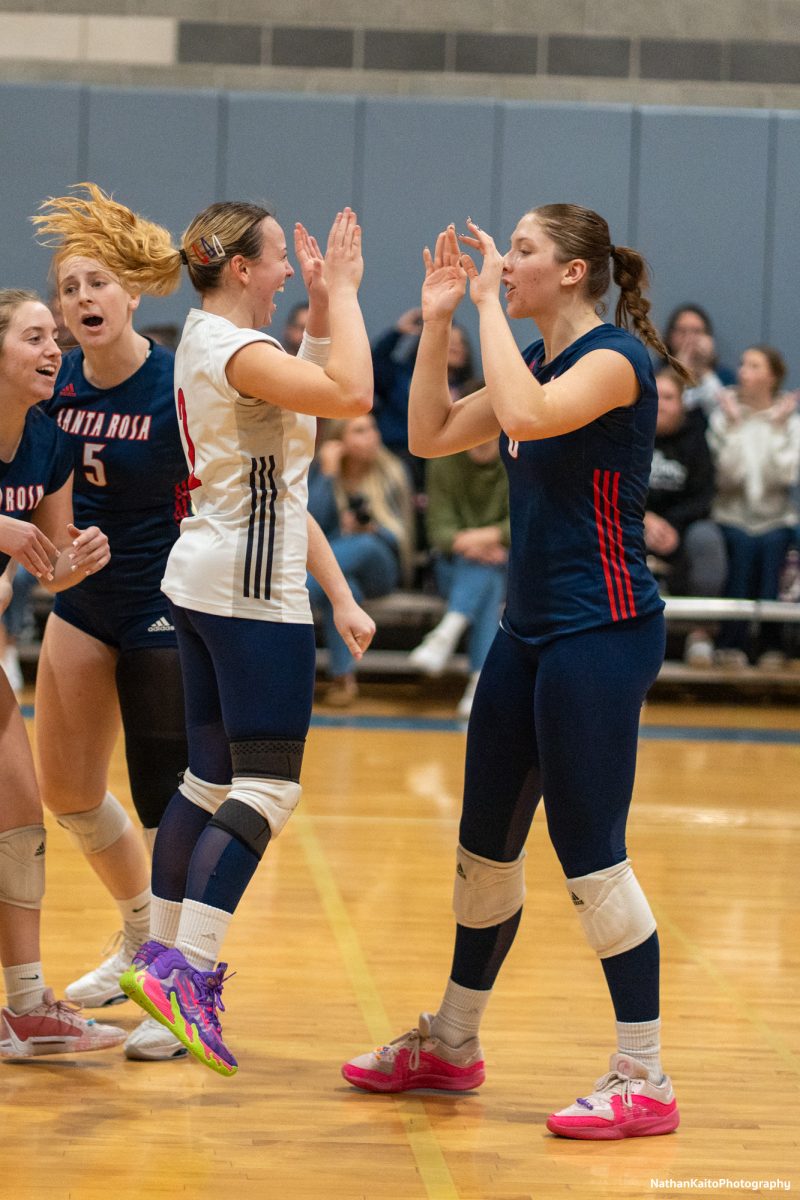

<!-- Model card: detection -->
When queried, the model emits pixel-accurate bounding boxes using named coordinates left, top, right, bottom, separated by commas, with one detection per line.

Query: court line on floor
left=652, top=904, right=800, bottom=1076
left=309, top=713, right=800, bottom=744
left=21, top=703, right=800, bottom=744
left=293, top=808, right=460, bottom=1200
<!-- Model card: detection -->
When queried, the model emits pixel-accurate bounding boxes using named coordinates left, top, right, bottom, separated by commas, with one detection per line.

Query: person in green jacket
left=409, top=427, right=509, bottom=716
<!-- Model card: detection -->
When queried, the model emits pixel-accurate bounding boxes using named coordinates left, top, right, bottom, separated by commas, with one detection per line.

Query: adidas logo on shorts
left=147, top=616, right=175, bottom=633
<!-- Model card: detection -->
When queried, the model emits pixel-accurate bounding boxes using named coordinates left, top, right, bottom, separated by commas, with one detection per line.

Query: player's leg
left=535, top=614, right=678, bottom=1138
left=35, top=614, right=150, bottom=1006
left=123, top=610, right=315, bottom=1074
left=115, top=643, right=188, bottom=852
left=343, top=627, right=541, bottom=1092
left=0, top=675, right=125, bottom=1058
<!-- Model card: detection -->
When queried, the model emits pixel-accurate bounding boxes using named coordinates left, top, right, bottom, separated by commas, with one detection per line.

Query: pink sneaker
left=547, top=1053, right=679, bottom=1139
left=0, top=989, right=126, bottom=1059
left=342, top=1012, right=485, bottom=1093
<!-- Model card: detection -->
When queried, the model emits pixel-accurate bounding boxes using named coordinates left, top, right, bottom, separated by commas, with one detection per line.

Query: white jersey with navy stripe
left=162, top=308, right=315, bottom=623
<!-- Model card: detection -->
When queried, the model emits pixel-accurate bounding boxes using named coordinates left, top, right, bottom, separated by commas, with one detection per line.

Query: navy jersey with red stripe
left=0, top=406, right=74, bottom=573
left=501, top=323, right=664, bottom=645
left=43, top=341, right=189, bottom=588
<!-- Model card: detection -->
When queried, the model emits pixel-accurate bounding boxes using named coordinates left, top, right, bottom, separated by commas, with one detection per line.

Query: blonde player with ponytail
left=343, top=205, right=686, bottom=1141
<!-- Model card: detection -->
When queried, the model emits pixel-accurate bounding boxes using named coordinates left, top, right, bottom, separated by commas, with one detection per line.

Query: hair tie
left=179, top=247, right=188, bottom=265
left=609, top=244, right=617, bottom=258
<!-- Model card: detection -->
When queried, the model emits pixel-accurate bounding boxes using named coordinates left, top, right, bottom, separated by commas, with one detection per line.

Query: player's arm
left=30, top=473, right=110, bottom=593
left=0, top=513, right=60, bottom=581
left=306, top=513, right=375, bottom=660
left=0, top=557, right=16, bottom=615
left=227, top=209, right=372, bottom=420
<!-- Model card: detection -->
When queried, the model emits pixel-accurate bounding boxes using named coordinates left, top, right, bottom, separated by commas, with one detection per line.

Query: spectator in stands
left=372, top=307, right=475, bottom=486
left=308, top=414, right=414, bottom=705
left=281, top=301, right=309, bottom=356
left=708, top=345, right=800, bottom=667
left=664, top=304, right=734, bottom=416
left=645, top=367, right=727, bottom=666
left=409, top=425, right=509, bottom=718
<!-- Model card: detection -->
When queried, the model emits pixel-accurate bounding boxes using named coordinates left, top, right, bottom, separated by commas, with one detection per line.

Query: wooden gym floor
left=4, top=683, right=799, bottom=1200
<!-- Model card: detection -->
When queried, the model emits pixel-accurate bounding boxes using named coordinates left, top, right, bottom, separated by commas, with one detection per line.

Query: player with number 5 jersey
left=30, top=184, right=191, bottom=1064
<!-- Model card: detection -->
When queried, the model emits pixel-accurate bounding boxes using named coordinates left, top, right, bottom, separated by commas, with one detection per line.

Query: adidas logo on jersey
left=59, top=382, right=76, bottom=397
left=147, top=617, right=175, bottom=633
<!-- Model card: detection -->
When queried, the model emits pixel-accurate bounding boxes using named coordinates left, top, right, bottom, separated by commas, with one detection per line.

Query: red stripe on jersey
left=593, top=469, right=619, bottom=621
left=610, top=470, right=637, bottom=618
left=600, top=469, right=628, bottom=619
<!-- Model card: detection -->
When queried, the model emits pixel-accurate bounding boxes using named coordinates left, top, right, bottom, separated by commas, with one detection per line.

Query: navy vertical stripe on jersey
left=500, top=324, right=663, bottom=645
left=244, top=455, right=277, bottom=600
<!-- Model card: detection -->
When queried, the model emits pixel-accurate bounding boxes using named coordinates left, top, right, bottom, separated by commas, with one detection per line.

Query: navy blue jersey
left=501, top=323, right=664, bottom=644
left=44, top=341, right=189, bottom=582
left=0, top=406, right=74, bottom=573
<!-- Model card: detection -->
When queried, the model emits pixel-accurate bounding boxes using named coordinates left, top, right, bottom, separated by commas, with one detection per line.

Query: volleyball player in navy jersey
left=343, top=206, right=690, bottom=1140
left=0, top=288, right=126, bottom=1058
left=30, top=186, right=190, bottom=1061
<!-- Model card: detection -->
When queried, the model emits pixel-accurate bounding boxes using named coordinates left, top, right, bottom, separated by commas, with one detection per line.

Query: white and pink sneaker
left=0, top=989, right=126, bottom=1059
left=342, top=1012, right=485, bottom=1093
left=547, top=1052, right=679, bottom=1139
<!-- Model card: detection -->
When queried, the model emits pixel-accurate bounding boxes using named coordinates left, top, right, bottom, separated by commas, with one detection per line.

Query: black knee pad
left=230, top=737, right=305, bottom=782
left=210, top=798, right=271, bottom=859
left=116, top=647, right=188, bottom=828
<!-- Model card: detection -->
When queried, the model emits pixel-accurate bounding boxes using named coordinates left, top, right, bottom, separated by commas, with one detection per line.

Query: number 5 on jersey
left=83, top=442, right=107, bottom=486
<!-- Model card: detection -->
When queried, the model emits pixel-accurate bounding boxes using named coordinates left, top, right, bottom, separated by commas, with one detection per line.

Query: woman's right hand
left=421, top=226, right=467, bottom=323
left=0, top=515, right=57, bottom=580
left=322, top=208, right=363, bottom=293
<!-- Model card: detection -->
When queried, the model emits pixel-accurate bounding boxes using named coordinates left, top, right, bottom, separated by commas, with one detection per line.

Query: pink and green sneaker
left=119, top=947, right=237, bottom=1077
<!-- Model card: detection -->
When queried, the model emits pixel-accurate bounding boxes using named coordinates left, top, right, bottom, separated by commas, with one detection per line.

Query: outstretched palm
left=421, top=226, right=467, bottom=322
left=294, top=222, right=325, bottom=300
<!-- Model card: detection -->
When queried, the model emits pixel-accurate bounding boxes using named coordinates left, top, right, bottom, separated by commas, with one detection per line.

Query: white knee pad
left=0, top=825, right=46, bottom=909
left=56, top=791, right=131, bottom=856
left=566, top=859, right=656, bottom=959
left=227, top=776, right=302, bottom=838
left=178, top=768, right=230, bottom=815
left=453, top=844, right=526, bottom=929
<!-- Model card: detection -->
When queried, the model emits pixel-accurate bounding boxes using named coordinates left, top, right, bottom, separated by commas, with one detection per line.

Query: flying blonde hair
left=31, top=182, right=182, bottom=296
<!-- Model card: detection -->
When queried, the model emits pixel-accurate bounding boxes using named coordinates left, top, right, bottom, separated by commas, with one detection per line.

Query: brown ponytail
left=611, top=246, right=692, bottom=384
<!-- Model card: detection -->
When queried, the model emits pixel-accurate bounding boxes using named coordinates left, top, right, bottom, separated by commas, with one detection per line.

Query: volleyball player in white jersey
left=58, top=195, right=379, bottom=1074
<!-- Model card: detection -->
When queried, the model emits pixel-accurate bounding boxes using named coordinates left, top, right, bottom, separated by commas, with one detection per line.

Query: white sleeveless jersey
left=162, top=308, right=315, bottom=622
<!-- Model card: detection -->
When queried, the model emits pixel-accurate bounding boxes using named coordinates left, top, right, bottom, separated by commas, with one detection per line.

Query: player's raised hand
left=420, top=225, right=467, bottom=323
left=458, top=218, right=505, bottom=306
left=322, top=208, right=364, bottom=292
left=294, top=222, right=326, bottom=302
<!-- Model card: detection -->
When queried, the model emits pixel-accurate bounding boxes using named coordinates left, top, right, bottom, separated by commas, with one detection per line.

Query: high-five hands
left=322, top=208, right=364, bottom=293
left=457, top=218, right=505, bottom=306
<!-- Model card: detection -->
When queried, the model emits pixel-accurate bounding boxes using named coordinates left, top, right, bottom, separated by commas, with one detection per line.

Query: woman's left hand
left=458, top=219, right=505, bottom=306
left=294, top=222, right=326, bottom=302
left=67, top=523, right=110, bottom=575
left=332, top=595, right=376, bottom=661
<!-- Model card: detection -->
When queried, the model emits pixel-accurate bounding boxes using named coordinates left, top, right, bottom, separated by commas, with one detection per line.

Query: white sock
left=3, top=962, right=46, bottom=1014
left=149, top=895, right=182, bottom=948
left=117, top=886, right=151, bottom=951
left=431, top=978, right=491, bottom=1048
left=176, top=899, right=232, bottom=972
left=617, top=1017, right=663, bottom=1081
